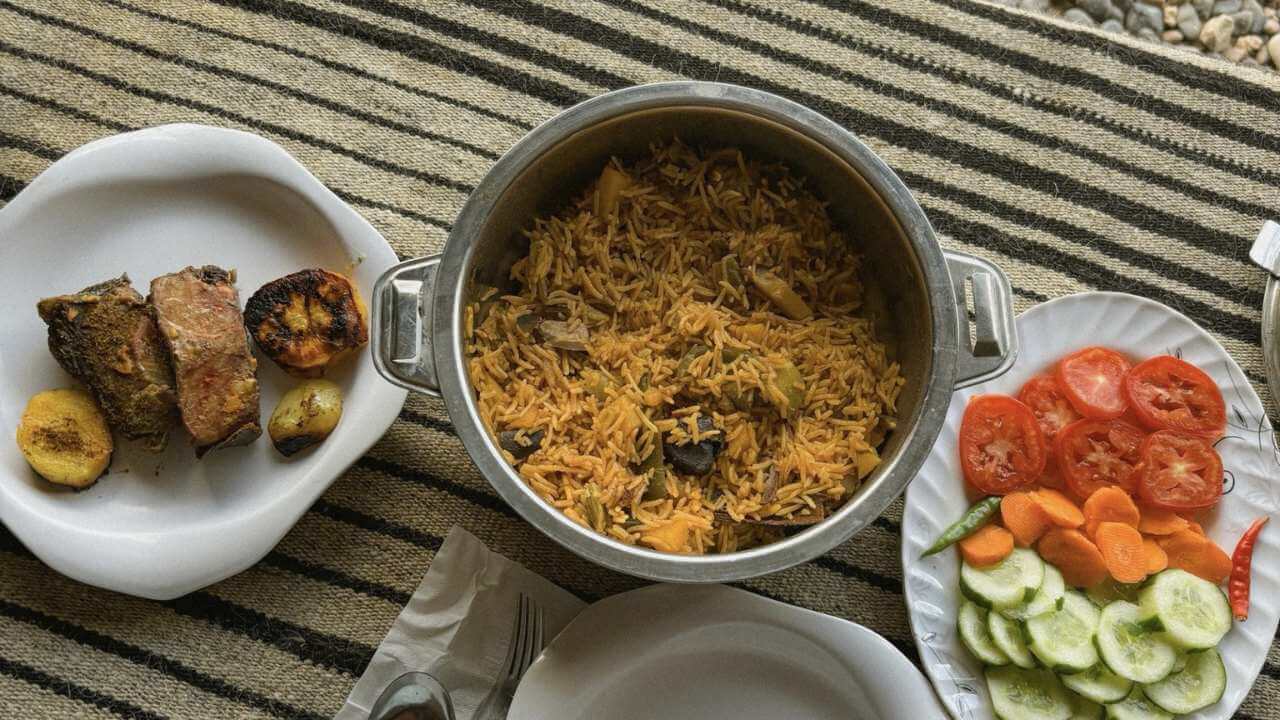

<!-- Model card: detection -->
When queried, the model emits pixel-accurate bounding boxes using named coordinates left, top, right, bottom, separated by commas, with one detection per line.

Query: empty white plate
left=0, top=124, right=405, bottom=599
left=510, top=583, right=945, bottom=720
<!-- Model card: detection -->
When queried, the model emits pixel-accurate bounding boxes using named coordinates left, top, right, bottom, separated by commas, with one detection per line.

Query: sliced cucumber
left=1095, top=601, right=1177, bottom=684
left=1003, top=564, right=1066, bottom=621
left=1138, top=569, right=1231, bottom=651
left=1061, top=663, right=1133, bottom=704
left=1027, top=591, right=1100, bottom=673
left=1143, top=647, right=1227, bottom=714
left=985, top=666, right=1072, bottom=720
left=958, top=599, right=1010, bottom=666
left=989, top=610, right=1036, bottom=669
left=1086, top=578, right=1141, bottom=607
left=1104, top=687, right=1173, bottom=720
left=1069, top=692, right=1104, bottom=720
left=961, top=548, right=1045, bottom=610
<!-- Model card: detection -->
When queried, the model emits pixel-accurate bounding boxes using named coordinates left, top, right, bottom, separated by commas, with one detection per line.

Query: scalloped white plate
left=510, top=583, right=946, bottom=720
left=0, top=124, right=406, bottom=599
left=902, top=292, right=1280, bottom=720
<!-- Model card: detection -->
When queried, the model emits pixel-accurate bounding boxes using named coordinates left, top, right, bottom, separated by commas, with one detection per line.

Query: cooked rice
left=466, top=140, right=904, bottom=554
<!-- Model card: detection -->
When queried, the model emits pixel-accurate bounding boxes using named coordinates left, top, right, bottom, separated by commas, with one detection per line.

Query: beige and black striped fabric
left=2, top=0, right=1279, bottom=717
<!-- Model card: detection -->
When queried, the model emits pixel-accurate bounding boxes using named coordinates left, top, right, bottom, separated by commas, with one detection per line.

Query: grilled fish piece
left=244, top=269, right=368, bottom=377
left=37, top=276, right=177, bottom=451
left=150, top=266, right=261, bottom=456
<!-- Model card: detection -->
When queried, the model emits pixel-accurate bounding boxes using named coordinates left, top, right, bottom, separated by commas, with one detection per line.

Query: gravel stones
left=1126, top=2, right=1164, bottom=33
left=1066, top=7, right=1098, bottom=25
left=1040, top=0, right=1279, bottom=72
left=1079, top=0, right=1116, bottom=21
left=1201, top=13, right=1237, bottom=52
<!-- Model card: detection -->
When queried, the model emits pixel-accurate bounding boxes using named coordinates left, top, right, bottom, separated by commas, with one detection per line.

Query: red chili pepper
left=1229, top=516, right=1270, bottom=622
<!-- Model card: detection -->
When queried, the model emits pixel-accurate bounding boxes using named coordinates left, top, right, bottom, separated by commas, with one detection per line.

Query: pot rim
left=433, top=81, right=960, bottom=582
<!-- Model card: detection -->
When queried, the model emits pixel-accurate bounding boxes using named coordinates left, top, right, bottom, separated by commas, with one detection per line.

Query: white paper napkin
left=335, top=526, right=587, bottom=720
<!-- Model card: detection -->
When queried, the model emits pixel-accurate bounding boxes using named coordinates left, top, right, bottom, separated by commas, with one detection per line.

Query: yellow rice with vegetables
left=466, top=141, right=903, bottom=554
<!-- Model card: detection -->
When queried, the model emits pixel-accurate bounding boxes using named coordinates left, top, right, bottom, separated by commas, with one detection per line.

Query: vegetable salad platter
left=902, top=292, right=1279, bottom=720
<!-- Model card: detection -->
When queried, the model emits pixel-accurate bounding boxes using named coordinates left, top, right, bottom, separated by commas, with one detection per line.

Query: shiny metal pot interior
left=372, top=82, right=1017, bottom=582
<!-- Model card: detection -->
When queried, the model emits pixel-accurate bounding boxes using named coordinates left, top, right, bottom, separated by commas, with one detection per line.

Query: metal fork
left=472, top=593, right=544, bottom=720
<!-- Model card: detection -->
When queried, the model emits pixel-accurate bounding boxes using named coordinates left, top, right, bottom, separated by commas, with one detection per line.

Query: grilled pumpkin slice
left=244, top=269, right=368, bottom=377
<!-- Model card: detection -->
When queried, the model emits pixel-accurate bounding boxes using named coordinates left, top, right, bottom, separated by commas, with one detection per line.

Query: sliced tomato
left=1054, top=418, right=1146, bottom=498
left=1056, top=347, right=1132, bottom=419
left=1124, top=355, right=1226, bottom=439
left=1017, top=374, right=1081, bottom=444
left=1136, top=430, right=1224, bottom=511
left=959, top=395, right=1047, bottom=495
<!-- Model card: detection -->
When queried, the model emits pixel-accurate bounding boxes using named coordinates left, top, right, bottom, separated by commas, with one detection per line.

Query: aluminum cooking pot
left=371, top=82, right=1017, bottom=582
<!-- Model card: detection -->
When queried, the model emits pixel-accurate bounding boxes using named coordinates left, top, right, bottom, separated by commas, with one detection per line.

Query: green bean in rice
left=466, top=140, right=903, bottom=554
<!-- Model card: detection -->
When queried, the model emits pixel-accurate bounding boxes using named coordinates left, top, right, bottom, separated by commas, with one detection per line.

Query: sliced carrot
left=959, top=524, right=1014, bottom=567
left=1137, top=507, right=1189, bottom=536
left=1038, top=527, right=1109, bottom=587
left=1095, top=521, right=1147, bottom=584
left=1084, top=486, right=1140, bottom=529
left=1084, top=519, right=1100, bottom=540
left=1031, top=488, right=1085, bottom=528
left=1159, top=529, right=1231, bottom=584
left=1001, top=491, right=1052, bottom=547
left=1142, top=537, right=1168, bottom=574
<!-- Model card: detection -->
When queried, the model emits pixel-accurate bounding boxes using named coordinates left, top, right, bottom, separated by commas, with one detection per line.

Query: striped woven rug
left=2, top=0, right=1278, bottom=717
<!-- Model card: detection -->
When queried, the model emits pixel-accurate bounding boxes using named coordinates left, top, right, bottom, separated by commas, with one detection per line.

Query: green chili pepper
left=921, top=496, right=1002, bottom=557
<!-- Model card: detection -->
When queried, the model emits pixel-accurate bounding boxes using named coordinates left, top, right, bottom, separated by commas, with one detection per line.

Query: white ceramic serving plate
left=510, top=583, right=946, bottom=720
left=902, top=292, right=1280, bottom=720
left=0, top=124, right=406, bottom=600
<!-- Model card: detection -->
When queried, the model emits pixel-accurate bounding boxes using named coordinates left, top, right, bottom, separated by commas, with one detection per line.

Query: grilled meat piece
left=244, top=269, right=368, bottom=377
left=150, top=266, right=261, bottom=456
left=37, top=276, right=177, bottom=451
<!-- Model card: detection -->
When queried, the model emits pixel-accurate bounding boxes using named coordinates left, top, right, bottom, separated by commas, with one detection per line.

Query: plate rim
left=0, top=123, right=407, bottom=599
left=900, top=290, right=1280, bottom=720
left=510, top=583, right=944, bottom=719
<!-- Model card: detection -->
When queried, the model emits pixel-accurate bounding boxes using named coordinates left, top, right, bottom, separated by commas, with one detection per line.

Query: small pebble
left=1267, top=6, right=1277, bottom=20
left=1200, top=13, right=1236, bottom=53
left=1163, top=4, right=1179, bottom=28
left=1065, top=7, right=1099, bottom=26
left=1193, top=0, right=1215, bottom=20
left=1242, top=0, right=1266, bottom=33
left=1126, top=2, right=1164, bottom=33
left=1238, top=34, right=1265, bottom=52
left=1212, top=0, right=1242, bottom=15
left=1101, top=17, right=1126, bottom=32
left=1232, top=10, right=1255, bottom=34
left=1256, top=43, right=1270, bottom=64
left=1269, top=33, right=1280, bottom=68
left=1265, top=18, right=1279, bottom=34
left=1224, top=46, right=1248, bottom=62
left=1162, top=29, right=1185, bottom=43
left=1178, top=3, right=1204, bottom=38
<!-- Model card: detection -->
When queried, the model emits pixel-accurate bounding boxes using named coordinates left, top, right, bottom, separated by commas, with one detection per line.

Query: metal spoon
left=368, top=671, right=456, bottom=720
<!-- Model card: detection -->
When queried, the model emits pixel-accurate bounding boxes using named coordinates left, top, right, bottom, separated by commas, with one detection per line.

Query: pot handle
left=945, top=251, right=1018, bottom=389
left=371, top=254, right=443, bottom=397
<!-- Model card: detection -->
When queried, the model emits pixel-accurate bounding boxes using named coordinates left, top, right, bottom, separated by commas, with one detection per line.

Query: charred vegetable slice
left=16, top=388, right=113, bottom=488
left=268, top=379, right=343, bottom=457
left=244, top=268, right=369, bottom=377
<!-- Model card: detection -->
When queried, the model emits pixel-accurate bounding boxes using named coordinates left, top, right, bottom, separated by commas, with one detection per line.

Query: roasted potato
left=244, top=269, right=368, bottom=377
left=268, top=379, right=343, bottom=457
left=16, top=389, right=113, bottom=488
